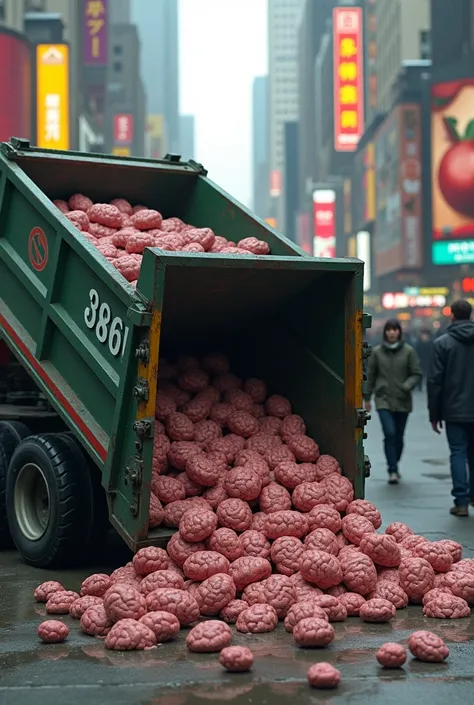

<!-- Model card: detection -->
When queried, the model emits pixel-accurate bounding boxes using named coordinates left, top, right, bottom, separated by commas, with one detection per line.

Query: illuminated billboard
left=431, top=78, right=474, bottom=265
left=313, top=189, right=336, bottom=258
left=333, top=6, right=364, bottom=152
left=36, top=44, right=69, bottom=151
left=83, top=0, right=109, bottom=66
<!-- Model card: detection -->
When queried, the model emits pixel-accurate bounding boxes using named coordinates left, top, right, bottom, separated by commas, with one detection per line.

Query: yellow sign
left=265, top=218, right=277, bottom=228
left=36, top=44, right=70, bottom=151
left=112, top=147, right=131, bottom=156
left=147, top=115, right=165, bottom=139
left=347, top=236, right=357, bottom=258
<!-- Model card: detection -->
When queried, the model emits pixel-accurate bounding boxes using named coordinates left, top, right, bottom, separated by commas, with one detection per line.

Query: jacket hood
left=448, top=320, right=474, bottom=344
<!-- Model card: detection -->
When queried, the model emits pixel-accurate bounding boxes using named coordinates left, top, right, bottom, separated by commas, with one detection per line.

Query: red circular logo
left=28, top=227, right=49, bottom=271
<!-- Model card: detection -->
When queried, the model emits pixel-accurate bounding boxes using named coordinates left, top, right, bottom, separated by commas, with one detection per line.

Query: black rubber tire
left=58, top=432, right=110, bottom=561
left=6, top=433, right=95, bottom=568
left=0, top=421, right=31, bottom=548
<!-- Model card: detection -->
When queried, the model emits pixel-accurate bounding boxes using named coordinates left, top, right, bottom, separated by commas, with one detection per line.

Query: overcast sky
left=179, top=0, right=267, bottom=207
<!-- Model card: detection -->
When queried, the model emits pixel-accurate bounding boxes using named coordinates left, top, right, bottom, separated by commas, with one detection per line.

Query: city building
left=375, top=0, right=430, bottom=112
left=430, top=0, right=474, bottom=80
left=106, top=22, right=146, bottom=157
left=268, top=0, right=303, bottom=226
left=283, top=120, right=299, bottom=243
left=179, top=114, right=195, bottom=161
left=132, top=0, right=179, bottom=153
left=0, top=0, right=25, bottom=30
left=110, top=0, right=131, bottom=25
left=296, top=0, right=337, bottom=215
left=251, top=75, right=268, bottom=220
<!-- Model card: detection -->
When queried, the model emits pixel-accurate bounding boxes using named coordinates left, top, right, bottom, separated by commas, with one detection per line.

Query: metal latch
left=133, top=378, right=149, bottom=401
left=124, top=456, right=143, bottom=517
left=364, top=455, right=371, bottom=478
left=135, top=341, right=149, bottom=363
left=133, top=419, right=153, bottom=438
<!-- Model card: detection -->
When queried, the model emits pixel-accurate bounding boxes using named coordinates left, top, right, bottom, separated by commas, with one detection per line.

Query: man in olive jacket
left=364, top=319, right=421, bottom=484
left=427, top=299, right=474, bottom=517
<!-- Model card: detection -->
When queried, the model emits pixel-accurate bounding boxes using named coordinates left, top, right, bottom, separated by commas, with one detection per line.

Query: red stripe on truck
left=0, top=313, right=107, bottom=461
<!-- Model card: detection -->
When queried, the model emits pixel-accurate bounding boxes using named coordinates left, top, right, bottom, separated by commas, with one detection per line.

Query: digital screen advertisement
left=333, top=6, right=364, bottom=152
left=431, top=78, right=474, bottom=265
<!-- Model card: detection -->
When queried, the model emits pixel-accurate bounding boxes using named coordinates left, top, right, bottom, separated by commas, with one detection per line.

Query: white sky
left=179, top=0, right=268, bottom=207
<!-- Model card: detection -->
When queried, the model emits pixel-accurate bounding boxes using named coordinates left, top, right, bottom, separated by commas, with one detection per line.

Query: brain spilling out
left=33, top=352, right=464, bottom=681
left=53, top=196, right=272, bottom=288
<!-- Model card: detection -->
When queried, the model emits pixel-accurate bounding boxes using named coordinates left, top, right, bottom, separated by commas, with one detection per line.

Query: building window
left=420, top=29, right=431, bottom=60
left=114, top=61, right=122, bottom=73
left=114, top=45, right=122, bottom=56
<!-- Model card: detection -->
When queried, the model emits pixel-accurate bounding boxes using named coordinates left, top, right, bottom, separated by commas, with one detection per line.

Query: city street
left=1, top=392, right=473, bottom=705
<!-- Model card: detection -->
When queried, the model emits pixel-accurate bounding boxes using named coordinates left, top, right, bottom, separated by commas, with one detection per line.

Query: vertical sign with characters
left=313, top=190, right=336, bottom=258
left=36, top=45, right=70, bottom=151
left=333, top=6, right=364, bottom=152
left=83, top=0, right=108, bottom=66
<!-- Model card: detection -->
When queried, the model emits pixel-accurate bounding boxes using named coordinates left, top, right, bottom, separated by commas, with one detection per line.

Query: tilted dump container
left=0, top=139, right=369, bottom=567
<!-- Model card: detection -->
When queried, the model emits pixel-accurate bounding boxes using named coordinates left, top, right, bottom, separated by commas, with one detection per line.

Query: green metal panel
left=0, top=140, right=366, bottom=553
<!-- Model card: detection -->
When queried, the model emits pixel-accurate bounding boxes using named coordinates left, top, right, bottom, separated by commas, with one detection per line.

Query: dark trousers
left=378, top=410, right=409, bottom=474
left=445, top=422, right=474, bottom=507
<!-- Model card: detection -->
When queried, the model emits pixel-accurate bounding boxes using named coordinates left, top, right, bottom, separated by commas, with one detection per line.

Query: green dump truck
left=0, top=138, right=369, bottom=569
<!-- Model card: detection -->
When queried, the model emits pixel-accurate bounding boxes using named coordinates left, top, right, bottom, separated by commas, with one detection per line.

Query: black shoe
left=450, top=505, right=469, bottom=517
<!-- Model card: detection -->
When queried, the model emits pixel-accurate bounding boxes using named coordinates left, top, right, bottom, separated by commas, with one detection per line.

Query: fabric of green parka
left=364, top=340, right=422, bottom=413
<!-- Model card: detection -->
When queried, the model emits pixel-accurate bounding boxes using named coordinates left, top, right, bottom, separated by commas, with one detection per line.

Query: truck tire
left=0, top=421, right=31, bottom=548
left=59, top=432, right=110, bottom=561
left=5, top=433, right=95, bottom=568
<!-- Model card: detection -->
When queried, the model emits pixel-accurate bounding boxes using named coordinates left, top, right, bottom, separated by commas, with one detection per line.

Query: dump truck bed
left=0, top=139, right=366, bottom=554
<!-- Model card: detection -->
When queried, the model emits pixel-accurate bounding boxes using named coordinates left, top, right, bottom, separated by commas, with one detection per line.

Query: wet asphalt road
left=1, top=392, right=474, bottom=705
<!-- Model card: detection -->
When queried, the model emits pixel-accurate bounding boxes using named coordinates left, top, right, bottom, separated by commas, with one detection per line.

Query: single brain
left=229, top=556, right=272, bottom=591
left=346, top=499, right=382, bottom=529
left=185, top=453, right=221, bottom=487
left=69, top=595, right=103, bottom=619
left=207, top=528, right=243, bottom=561
left=145, top=588, right=200, bottom=626
left=259, top=482, right=292, bottom=513
left=307, top=505, right=342, bottom=534
left=280, top=414, right=306, bottom=441
left=152, top=475, right=186, bottom=504
left=412, top=542, right=453, bottom=573
left=376, top=643, right=407, bottom=668
left=341, top=514, right=376, bottom=546
left=196, top=573, right=236, bottom=616
left=80, top=604, right=113, bottom=636
left=321, top=474, right=354, bottom=512
left=314, top=455, right=341, bottom=481
left=408, top=630, right=449, bottom=662
left=398, top=558, right=435, bottom=600
left=292, top=481, right=327, bottom=512
left=240, top=529, right=271, bottom=559
left=103, top=584, right=147, bottom=622
left=220, top=599, right=249, bottom=623
left=139, top=570, right=185, bottom=595
left=436, top=539, right=463, bottom=564
left=224, top=467, right=262, bottom=500
left=219, top=645, right=254, bottom=672
left=385, top=522, right=414, bottom=543
left=183, top=551, right=230, bottom=581
left=359, top=598, right=396, bottom=623
left=423, top=594, right=470, bottom=619
left=372, top=582, right=408, bottom=609
left=46, top=591, right=80, bottom=614
left=286, top=434, right=319, bottom=463
left=284, top=600, right=329, bottom=632
left=442, top=571, right=474, bottom=603
left=264, top=510, right=309, bottom=540
left=270, top=536, right=305, bottom=576
left=300, top=550, right=343, bottom=589
left=179, top=509, right=218, bottom=542
left=236, top=603, right=279, bottom=633
left=341, top=553, right=378, bottom=595
left=104, top=619, right=156, bottom=651
left=274, top=461, right=309, bottom=489
left=132, top=546, right=170, bottom=576
left=227, top=411, right=260, bottom=438
left=359, top=534, right=401, bottom=568
left=262, top=575, right=297, bottom=618
left=304, top=528, right=339, bottom=556
left=37, top=620, right=69, bottom=643
left=307, top=662, right=341, bottom=689
left=338, top=592, right=366, bottom=616
left=217, top=498, right=253, bottom=532
left=186, top=620, right=232, bottom=652
left=293, top=617, right=335, bottom=647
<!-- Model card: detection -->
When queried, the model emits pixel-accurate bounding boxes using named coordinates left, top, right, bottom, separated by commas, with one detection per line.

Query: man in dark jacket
left=428, top=299, right=474, bottom=517
left=364, top=319, right=422, bottom=484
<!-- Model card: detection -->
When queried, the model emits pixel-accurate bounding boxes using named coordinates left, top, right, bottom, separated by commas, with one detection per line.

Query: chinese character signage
left=313, top=189, right=336, bottom=258
left=431, top=78, right=474, bottom=265
left=114, top=114, right=133, bottom=144
left=399, top=104, right=422, bottom=269
left=83, top=0, right=108, bottom=66
left=36, top=45, right=69, bottom=151
left=333, top=6, right=364, bottom=152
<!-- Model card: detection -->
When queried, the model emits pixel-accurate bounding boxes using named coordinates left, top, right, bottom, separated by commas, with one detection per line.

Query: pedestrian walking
left=364, top=319, right=422, bottom=484
left=414, top=329, right=433, bottom=392
left=427, top=299, right=474, bottom=517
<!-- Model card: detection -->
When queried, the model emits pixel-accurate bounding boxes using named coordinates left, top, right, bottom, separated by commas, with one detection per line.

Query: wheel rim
left=14, top=463, right=50, bottom=541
